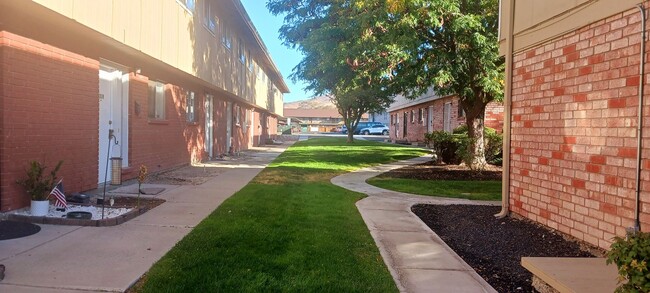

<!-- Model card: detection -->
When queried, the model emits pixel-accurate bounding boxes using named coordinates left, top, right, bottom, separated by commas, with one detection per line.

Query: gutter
left=496, top=0, right=515, bottom=218
left=633, top=4, right=647, bottom=232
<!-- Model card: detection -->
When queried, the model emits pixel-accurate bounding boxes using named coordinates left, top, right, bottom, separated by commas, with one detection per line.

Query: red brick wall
left=388, top=96, right=465, bottom=142
left=509, top=7, right=649, bottom=249
left=485, top=102, right=504, bottom=132
left=0, top=31, right=99, bottom=211
left=126, top=75, right=205, bottom=179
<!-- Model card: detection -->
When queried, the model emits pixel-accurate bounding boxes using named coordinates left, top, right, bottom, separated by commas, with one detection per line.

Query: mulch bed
left=412, top=204, right=602, bottom=292
left=376, top=160, right=502, bottom=181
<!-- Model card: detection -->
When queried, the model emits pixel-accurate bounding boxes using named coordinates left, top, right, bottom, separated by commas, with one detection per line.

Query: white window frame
left=247, top=50, right=254, bottom=72
left=203, top=1, right=217, bottom=35
left=177, top=0, right=195, bottom=14
left=222, top=25, right=232, bottom=50
left=148, top=81, right=165, bottom=120
left=235, top=105, right=241, bottom=126
left=238, top=39, right=245, bottom=64
left=186, top=91, right=196, bottom=123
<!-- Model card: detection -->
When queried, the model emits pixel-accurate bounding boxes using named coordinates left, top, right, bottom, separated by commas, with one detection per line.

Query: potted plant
left=16, top=160, right=63, bottom=216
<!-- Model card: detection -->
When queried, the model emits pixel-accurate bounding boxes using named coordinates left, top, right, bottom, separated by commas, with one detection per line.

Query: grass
left=135, top=137, right=428, bottom=292
left=366, top=177, right=502, bottom=201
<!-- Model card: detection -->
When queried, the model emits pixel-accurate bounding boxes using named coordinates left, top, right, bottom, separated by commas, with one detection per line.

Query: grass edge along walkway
left=134, top=138, right=428, bottom=292
left=367, top=177, right=502, bottom=201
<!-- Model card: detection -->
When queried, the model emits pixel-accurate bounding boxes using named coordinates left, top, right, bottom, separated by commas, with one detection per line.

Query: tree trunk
left=466, top=114, right=487, bottom=169
left=347, top=131, right=354, bottom=143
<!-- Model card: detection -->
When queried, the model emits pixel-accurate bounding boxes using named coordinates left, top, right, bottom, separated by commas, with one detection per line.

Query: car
left=358, top=123, right=389, bottom=135
left=341, top=122, right=387, bottom=135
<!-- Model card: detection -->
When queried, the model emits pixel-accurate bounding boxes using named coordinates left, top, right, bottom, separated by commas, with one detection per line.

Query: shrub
left=452, top=125, right=503, bottom=166
left=484, top=129, right=503, bottom=165
left=16, top=160, right=63, bottom=201
left=425, top=131, right=461, bottom=164
left=607, top=232, right=650, bottom=293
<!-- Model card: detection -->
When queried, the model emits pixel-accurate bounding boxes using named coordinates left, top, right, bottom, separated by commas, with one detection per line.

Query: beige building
left=499, top=0, right=649, bottom=250
left=0, top=0, right=288, bottom=211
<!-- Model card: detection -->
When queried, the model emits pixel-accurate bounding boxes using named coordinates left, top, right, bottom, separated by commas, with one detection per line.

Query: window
left=148, top=81, right=165, bottom=120
left=247, top=50, right=254, bottom=72
left=221, top=25, right=232, bottom=49
left=238, top=39, right=245, bottom=64
left=203, top=1, right=218, bottom=35
left=178, top=0, right=195, bottom=13
left=186, top=91, right=196, bottom=122
left=458, top=105, right=465, bottom=117
left=255, top=61, right=263, bottom=80
left=418, top=108, right=423, bottom=123
left=411, top=110, right=415, bottom=123
left=235, top=105, right=241, bottom=125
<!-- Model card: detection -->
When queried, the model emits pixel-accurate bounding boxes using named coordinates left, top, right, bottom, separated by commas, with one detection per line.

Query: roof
left=387, top=88, right=451, bottom=112
left=284, top=108, right=370, bottom=119
left=284, top=108, right=341, bottom=118
left=231, top=0, right=290, bottom=93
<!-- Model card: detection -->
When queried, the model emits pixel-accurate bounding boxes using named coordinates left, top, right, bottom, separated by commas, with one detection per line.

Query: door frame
left=98, top=62, right=129, bottom=184
left=443, top=102, right=452, bottom=132
left=427, top=106, right=434, bottom=133
left=204, top=94, right=214, bottom=159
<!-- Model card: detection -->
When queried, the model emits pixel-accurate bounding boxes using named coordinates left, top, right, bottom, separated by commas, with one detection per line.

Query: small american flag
left=50, top=180, right=67, bottom=208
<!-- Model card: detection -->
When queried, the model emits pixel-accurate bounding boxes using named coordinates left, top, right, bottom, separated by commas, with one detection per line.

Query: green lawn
left=135, top=138, right=427, bottom=293
left=367, top=177, right=502, bottom=201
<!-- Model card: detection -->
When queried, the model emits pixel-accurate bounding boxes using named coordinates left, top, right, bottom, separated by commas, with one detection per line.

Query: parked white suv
left=358, top=124, right=389, bottom=135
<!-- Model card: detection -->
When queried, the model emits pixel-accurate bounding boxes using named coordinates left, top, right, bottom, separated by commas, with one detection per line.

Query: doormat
left=0, top=220, right=41, bottom=240
left=109, top=184, right=166, bottom=195
left=139, top=187, right=165, bottom=195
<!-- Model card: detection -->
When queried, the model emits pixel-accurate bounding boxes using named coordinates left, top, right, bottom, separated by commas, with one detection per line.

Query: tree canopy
left=268, top=0, right=395, bottom=142
left=269, top=0, right=503, bottom=160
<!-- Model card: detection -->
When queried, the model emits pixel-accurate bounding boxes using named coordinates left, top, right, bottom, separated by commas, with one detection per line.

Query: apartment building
left=388, top=88, right=503, bottom=143
left=0, top=0, right=288, bottom=211
left=499, top=0, right=649, bottom=249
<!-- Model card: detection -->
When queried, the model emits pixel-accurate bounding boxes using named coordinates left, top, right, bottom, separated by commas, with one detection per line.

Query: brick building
left=0, top=0, right=288, bottom=212
left=387, top=88, right=504, bottom=143
left=499, top=0, right=650, bottom=249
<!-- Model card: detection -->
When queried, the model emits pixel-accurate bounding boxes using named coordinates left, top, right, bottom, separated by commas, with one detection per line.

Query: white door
left=443, top=103, right=452, bottom=133
left=98, top=65, right=128, bottom=184
left=428, top=106, right=434, bottom=133
left=249, top=110, right=254, bottom=147
left=204, top=95, right=214, bottom=159
left=226, top=101, right=232, bottom=153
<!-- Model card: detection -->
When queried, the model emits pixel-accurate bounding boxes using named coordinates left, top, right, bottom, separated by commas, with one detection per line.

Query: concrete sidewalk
left=331, top=155, right=499, bottom=293
left=0, top=144, right=290, bottom=293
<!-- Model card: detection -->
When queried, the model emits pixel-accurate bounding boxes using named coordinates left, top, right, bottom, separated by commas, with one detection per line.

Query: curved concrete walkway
left=331, top=155, right=499, bottom=293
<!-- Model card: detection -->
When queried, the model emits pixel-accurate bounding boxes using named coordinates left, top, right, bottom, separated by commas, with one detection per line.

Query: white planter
left=30, top=200, right=50, bottom=216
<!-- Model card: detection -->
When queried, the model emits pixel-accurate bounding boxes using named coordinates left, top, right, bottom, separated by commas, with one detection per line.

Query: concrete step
left=521, top=257, right=618, bottom=293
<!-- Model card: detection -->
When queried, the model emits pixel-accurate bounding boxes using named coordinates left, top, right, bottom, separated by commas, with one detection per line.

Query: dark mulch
left=412, top=204, right=601, bottom=293
left=376, top=160, right=502, bottom=181
left=0, top=220, right=41, bottom=240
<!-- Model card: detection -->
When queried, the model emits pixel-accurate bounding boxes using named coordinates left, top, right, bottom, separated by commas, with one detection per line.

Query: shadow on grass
left=135, top=137, right=427, bottom=292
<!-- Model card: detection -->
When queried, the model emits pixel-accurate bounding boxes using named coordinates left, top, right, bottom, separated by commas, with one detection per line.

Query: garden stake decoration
left=137, top=165, right=148, bottom=208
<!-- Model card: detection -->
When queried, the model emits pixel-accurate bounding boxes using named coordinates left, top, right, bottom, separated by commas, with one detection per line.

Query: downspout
left=634, top=4, right=646, bottom=232
left=496, top=0, right=515, bottom=218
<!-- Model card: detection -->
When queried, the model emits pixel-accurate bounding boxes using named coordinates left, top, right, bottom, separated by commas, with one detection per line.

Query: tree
left=267, top=0, right=394, bottom=142
left=350, top=0, right=504, bottom=168
left=269, top=0, right=503, bottom=167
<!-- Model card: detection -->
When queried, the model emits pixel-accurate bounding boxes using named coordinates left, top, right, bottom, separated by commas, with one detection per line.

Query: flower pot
left=30, top=200, right=50, bottom=216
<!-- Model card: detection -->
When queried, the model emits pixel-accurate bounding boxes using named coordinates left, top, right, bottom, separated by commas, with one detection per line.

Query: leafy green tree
left=269, top=0, right=503, bottom=166
left=268, top=0, right=394, bottom=142
left=354, top=0, right=504, bottom=168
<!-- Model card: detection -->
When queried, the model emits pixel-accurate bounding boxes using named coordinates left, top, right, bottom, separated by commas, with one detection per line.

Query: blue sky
left=240, top=0, right=314, bottom=103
